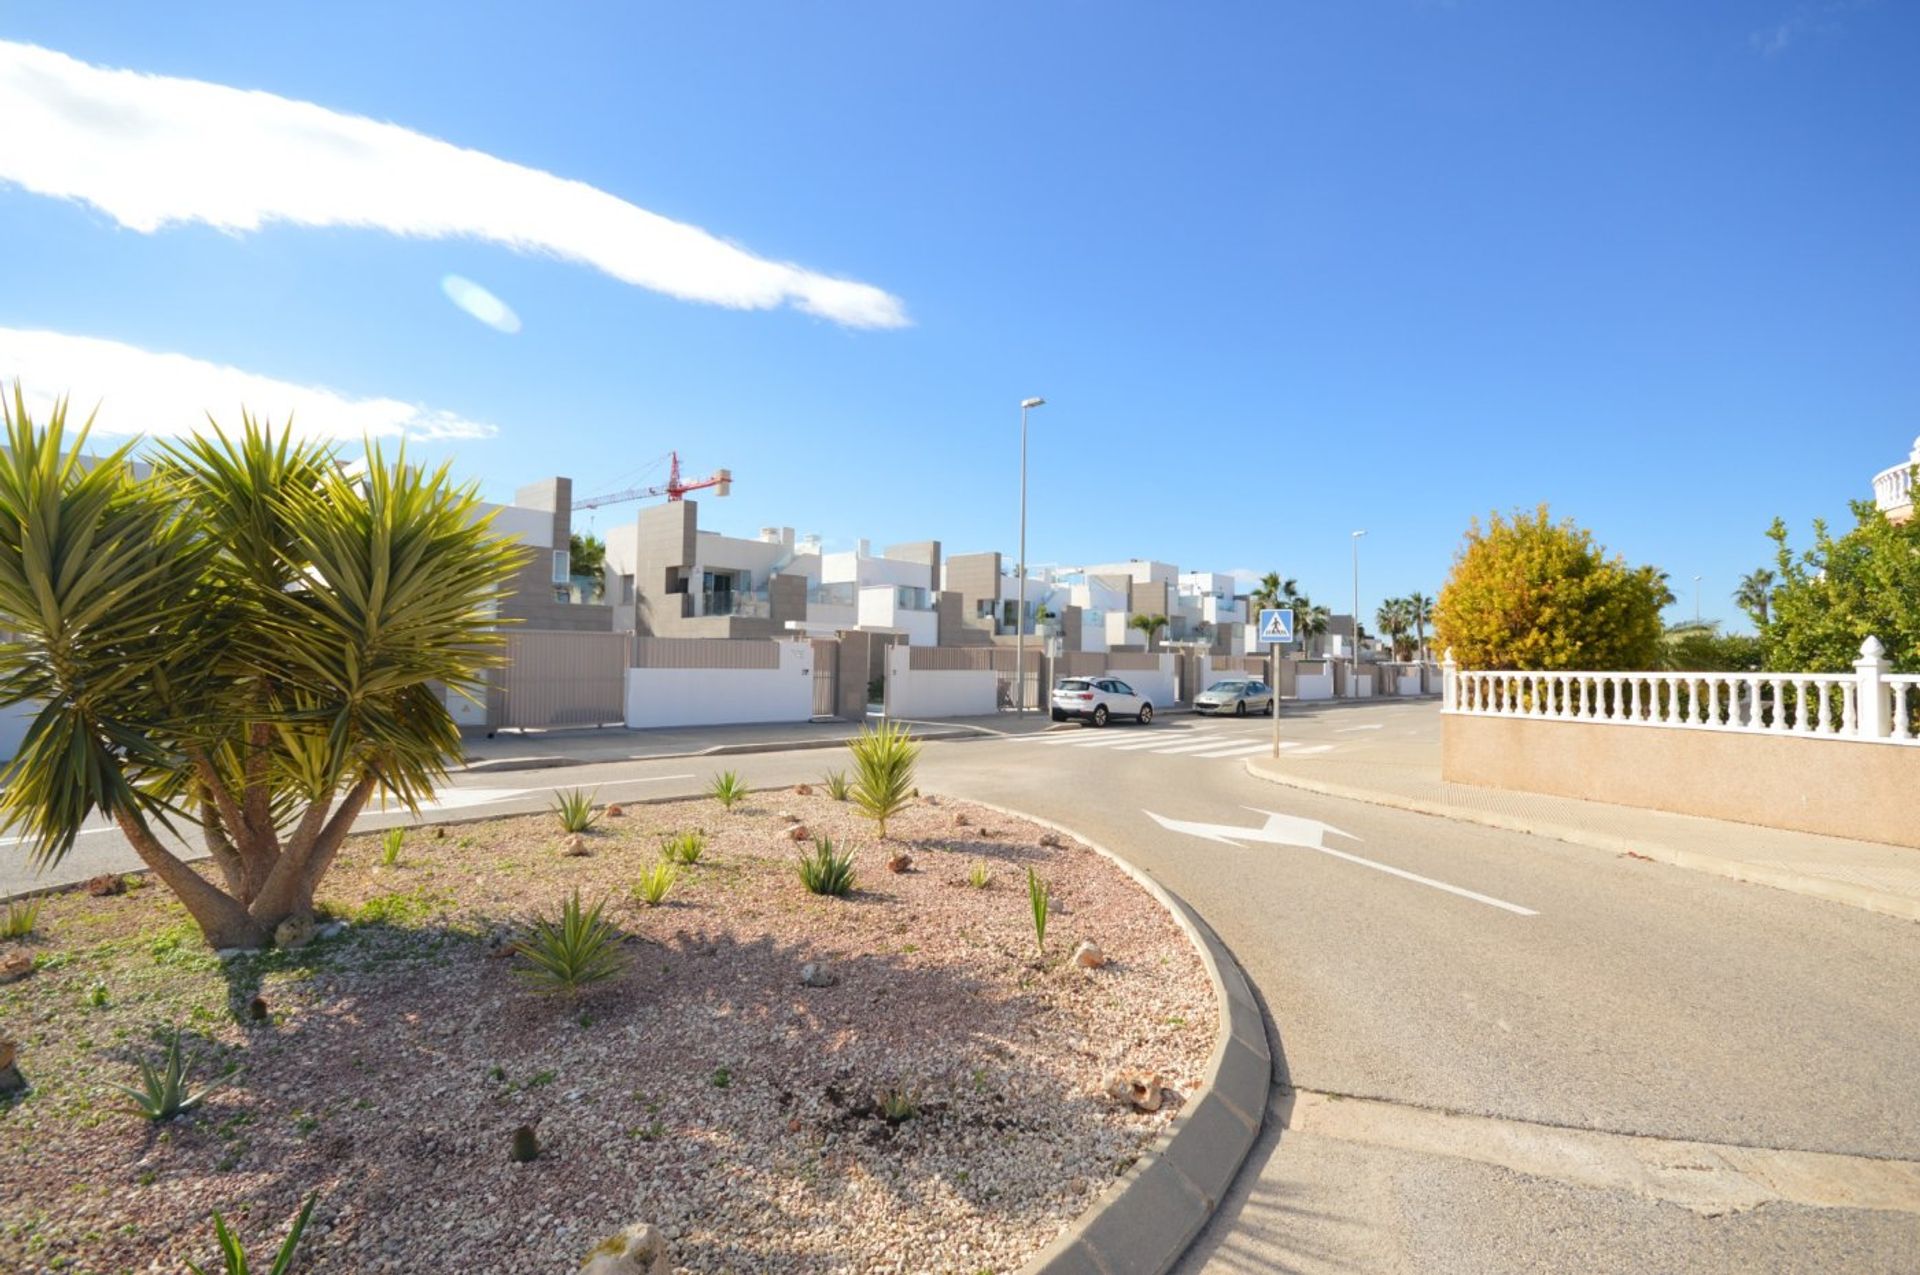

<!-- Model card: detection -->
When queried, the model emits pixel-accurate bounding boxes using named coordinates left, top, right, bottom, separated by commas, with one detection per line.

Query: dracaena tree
left=0, top=388, right=522, bottom=949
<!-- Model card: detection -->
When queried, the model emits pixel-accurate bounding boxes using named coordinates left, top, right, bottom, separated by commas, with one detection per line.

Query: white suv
left=1051, top=677, right=1153, bottom=727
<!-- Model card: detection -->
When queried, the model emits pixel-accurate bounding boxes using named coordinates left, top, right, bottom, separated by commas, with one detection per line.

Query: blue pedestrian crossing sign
left=1257, top=608, right=1295, bottom=644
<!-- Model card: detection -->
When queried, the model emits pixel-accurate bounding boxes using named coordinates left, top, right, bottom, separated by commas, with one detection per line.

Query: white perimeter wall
left=626, top=640, right=814, bottom=729
left=1296, top=668, right=1334, bottom=700
left=884, top=647, right=998, bottom=718
left=1107, top=656, right=1177, bottom=709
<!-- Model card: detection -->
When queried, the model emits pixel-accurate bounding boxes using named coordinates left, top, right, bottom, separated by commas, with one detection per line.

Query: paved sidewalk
left=458, top=713, right=1050, bottom=771
left=1245, top=709, right=1920, bottom=923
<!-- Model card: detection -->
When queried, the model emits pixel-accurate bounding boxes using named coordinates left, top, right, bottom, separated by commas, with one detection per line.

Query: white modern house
left=601, top=503, right=945, bottom=645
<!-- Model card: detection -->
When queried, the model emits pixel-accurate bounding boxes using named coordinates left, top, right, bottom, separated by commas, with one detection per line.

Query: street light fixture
left=1694, top=574, right=1703, bottom=625
left=1351, top=530, right=1367, bottom=658
left=1017, top=398, right=1046, bottom=716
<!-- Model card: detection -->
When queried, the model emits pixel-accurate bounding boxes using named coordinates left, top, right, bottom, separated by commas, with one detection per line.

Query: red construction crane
left=574, top=452, right=732, bottom=510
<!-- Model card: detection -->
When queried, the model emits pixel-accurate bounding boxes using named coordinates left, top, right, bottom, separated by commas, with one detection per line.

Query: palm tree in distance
left=1128, top=613, right=1168, bottom=651
left=1735, top=569, right=1776, bottom=627
left=1407, top=591, right=1436, bottom=661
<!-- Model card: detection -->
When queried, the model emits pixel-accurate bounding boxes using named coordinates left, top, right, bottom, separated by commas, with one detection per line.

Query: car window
left=1059, top=679, right=1091, bottom=691
left=1110, top=680, right=1135, bottom=696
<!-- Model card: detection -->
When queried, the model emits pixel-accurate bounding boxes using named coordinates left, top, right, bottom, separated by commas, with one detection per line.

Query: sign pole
left=1256, top=607, right=1292, bottom=759
left=1271, top=640, right=1280, bottom=758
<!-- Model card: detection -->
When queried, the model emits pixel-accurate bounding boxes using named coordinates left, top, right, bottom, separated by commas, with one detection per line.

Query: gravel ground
left=0, top=787, right=1214, bottom=1274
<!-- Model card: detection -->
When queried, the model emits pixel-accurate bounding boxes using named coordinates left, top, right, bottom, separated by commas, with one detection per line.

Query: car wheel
left=1092, top=704, right=1109, bottom=728
left=1263, top=699, right=1275, bottom=716
left=1050, top=709, right=1066, bottom=722
left=1235, top=700, right=1247, bottom=717
left=1138, top=703, right=1153, bottom=725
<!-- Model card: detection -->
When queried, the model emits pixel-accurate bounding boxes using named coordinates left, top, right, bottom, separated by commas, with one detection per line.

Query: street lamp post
left=1693, top=575, right=1702, bottom=625
left=1351, top=530, right=1367, bottom=659
left=1017, top=397, right=1046, bottom=716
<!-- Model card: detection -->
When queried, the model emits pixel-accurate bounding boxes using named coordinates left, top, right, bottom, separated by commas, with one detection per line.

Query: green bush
left=708, top=770, right=746, bottom=810
left=513, top=892, right=625, bottom=995
left=553, top=788, right=601, bottom=834
left=660, top=830, right=706, bottom=865
left=846, top=722, right=920, bottom=839
left=632, top=862, right=678, bottom=907
left=1026, top=867, right=1050, bottom=954
left=186, top=1193, right=317, bottom=1275
left=113, top=1030, right=231, bottom=1122
left=1435, top=506, right=1671, bottom=670
left=2, top=896, right=41, bottom=940
left=797, top=838, right=857, bottom=897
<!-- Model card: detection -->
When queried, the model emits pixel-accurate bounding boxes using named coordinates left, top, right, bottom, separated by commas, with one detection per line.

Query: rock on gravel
left=1072, top=940, right=1107, bottom=969
left=582, top=1222, right=670, bottom=1275
left=799, top=961, right=837, bottom=988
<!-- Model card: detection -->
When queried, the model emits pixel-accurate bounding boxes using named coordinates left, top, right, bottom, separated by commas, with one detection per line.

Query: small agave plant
left=114, top=1031, right=231, bottom=1122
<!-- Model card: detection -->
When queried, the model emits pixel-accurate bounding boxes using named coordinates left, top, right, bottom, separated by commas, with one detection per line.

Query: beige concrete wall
left=1442, top=714, right=1920, bottom=850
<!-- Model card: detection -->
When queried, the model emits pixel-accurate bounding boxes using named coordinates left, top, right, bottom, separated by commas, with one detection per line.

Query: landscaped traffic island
left=0, top=787, right=1214, bottom=1274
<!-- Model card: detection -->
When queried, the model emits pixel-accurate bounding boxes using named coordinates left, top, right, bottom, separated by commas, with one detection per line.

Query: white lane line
left=0, top=825, right=117, bottom=847
left=1147, top=808, right=1538, bottom=916
left=1337, top=724, right=1385, bottom=733
left=1292, top=744, right=1335, bottom=756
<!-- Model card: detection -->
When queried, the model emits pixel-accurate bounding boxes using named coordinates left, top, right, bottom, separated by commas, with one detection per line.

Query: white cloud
left=441, top=275, right=521, bottom=334
left=0, top=41, right=909, bottom=329
left=0, top=328, right=498, bottom=441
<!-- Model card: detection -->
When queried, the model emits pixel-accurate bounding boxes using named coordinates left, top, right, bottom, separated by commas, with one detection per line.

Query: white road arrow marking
left=1145, top=807, right=1538, bottom=916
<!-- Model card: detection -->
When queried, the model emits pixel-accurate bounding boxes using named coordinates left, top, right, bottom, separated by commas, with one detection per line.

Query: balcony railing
left=808, top=582, right=857, bottom=607
left=1873, top=461, right=1914, bottom=514
left=699, top=587, right=769, bottom=619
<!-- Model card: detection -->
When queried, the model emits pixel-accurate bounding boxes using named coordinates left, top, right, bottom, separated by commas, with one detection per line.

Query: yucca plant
left=186, top=1193, right=317, bottom=1275
left=846, top=722, right=921, bottom=839
left=0, top=389, right=522, bottom=950
left=797, top=837, right=857, bottom=897
left=2, top=896, right=41, bottom=940
left=513, top=892, right=625, bottom=995
left=632, top=862, right=679, bottom=907
left=660, top=830, right=706, bottom=866
left=553, top=788, right=601, bottom=834
left=112, top=1031, right=231, bottom=1121
left=1026, top=867, right=1050, bottom=953
left=708, top=770, right=745, bottom=810
left=378, top=827, right=406, bottom=868
left=822, top=769, right=850, bottom=802
left=966, top=861, right=991, bottom=890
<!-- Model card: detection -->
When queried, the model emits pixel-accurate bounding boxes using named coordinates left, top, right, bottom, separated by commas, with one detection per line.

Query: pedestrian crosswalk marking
left=1006, top=726, right=1323, bottom=760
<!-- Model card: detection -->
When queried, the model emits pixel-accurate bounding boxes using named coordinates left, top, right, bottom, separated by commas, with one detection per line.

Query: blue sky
left=1, top=2, right=1915, bottom=631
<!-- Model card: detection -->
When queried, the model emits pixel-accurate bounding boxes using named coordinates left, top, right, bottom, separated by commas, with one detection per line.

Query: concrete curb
left=1243, top=759, right=1920, bottom=924
left=947, top=795, right=1271, bottom=1275
left=460, top=722, right=995, bottom=775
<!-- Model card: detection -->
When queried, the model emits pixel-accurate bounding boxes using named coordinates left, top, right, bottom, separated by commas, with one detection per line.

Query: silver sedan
left=1194, top=679, right=1274, bottom=716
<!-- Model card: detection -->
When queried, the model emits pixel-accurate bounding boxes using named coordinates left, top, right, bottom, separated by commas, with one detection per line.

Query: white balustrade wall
left=1442, top=637, right=1917, bottom=747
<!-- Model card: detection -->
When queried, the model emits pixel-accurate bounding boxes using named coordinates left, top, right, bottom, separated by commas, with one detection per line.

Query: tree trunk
left=113, top=809, right=270, bottom=950
left=246, top=777, right=376, bottom=931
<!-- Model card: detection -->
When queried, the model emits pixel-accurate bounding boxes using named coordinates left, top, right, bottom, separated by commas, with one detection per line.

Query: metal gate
left=811, top=639, right=840, bottom=720
left=489, top=630, right=632, bottom=729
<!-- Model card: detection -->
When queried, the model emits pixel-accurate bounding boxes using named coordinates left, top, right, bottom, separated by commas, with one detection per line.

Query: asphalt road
left=7, top=702, right=1917, bottom=1271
